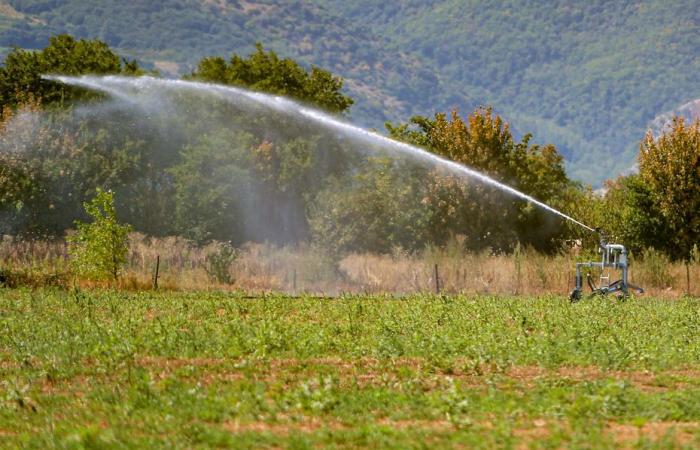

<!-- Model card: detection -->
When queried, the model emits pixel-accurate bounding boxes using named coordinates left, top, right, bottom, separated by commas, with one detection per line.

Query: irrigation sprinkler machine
left=569, top=229, right=644, bottom=302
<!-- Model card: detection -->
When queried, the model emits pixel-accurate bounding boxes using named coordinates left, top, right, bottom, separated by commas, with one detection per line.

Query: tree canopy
left=638, top=118, right=700, bottom=262
left=385, top=108, right=571, bottom=252
left=191, top=43, right=353, bottom=114
left=1, top=33, right=698, bottom=265
left=0, top=34, right=141, bottom=109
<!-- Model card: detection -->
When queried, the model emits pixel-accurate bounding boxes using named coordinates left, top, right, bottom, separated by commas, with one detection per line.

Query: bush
left=205, top=241, right=238, bottom=284
left=68, top=188, right=132, bottom=281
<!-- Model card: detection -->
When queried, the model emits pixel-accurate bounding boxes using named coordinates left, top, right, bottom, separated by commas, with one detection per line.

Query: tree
left=387, top=108, right=571, bottom=252
left=602, top=175, right=667, bottom=254
left=638, top=116, right=700, bottom=292
left=169, top=130, right=259, bottom=244
left=67, top=188, right=132, bottom=281
left=0, top=34, right=141, bottom=109
left=182, top=44, right=360, bottom=247
left=308, top=157, right=430, bottom=257
left=0, top=98, right=150, bottom=238
left=0, top=99, right=44, bottom=233
left=191, top=43, right=354, bottom=113
left=169, top=125, right=354, bottom=246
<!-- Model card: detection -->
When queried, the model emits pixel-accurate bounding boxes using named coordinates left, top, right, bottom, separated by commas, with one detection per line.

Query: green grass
left=2, top=289, right=700, bottom=448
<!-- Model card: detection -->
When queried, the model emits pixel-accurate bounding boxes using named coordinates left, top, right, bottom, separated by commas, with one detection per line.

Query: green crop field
left=1, top=289, right=700, bottom=448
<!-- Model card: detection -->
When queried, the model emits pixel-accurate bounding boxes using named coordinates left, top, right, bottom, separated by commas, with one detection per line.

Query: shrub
left=68, top=188, right=132, bottom=281
left=205, top=241, right=238, bottom=284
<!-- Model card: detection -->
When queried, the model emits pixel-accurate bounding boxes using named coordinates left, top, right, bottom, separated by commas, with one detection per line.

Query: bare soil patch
left=377, top=418, right=453, bottom=431
left=607, top=421, right=699, bottom=446
left=223, top=417, right=453, bottom=435
left=137, top=356, right=227, bottom=368
left=501, top=364, right=699, bottom=391
left=223, top=417, right=344, bottom=435
left=0, top=360, right=18, bottom=369
left=114, top=357, right=700, bottom=394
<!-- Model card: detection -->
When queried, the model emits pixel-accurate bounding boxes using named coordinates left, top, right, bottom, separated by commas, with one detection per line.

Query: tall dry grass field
left=0, top=233, right=697, bottom=297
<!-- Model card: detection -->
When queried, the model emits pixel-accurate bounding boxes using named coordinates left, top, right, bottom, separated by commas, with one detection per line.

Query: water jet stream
left=45, top=75, right=595, bottom=233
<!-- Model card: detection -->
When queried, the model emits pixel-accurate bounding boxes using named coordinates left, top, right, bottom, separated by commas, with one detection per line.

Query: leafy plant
left=0, top=34, right=140, bottom=110
left=67, top=188, right=132, bottom=281
left=1, top=290, right=700, bottom=447
left=191, top=43, right=353, bottom=114
left=205, top=241, right=238, bottom=284
left=639, top=117, right=700, bottom=264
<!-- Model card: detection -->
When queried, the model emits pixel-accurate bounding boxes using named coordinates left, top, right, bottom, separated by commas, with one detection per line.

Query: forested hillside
left=1, top=0, right=699, bottom=184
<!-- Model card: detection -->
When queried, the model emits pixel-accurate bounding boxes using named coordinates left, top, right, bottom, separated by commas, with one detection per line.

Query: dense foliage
left=0, top=34, right=140, bottom=109
left=67, top=188, right=132, bottom=281
left=600, top=175, right=667, bottom=255
left=601, top=117, right=700, bottom=266
left=309, top=108, right=574, bottom=255
left=387, top=110, right=570, bottom=251
left=191, top=43, right=353, bottom=114
left=0, top=35, right=698, bottom=264
left=637, top=118, right=700, bottom=262
left=2, top=1, right=700, bottom=184
left=0, top=92, right=153, bottom=237
left=0, top=39, right=359, bottom=248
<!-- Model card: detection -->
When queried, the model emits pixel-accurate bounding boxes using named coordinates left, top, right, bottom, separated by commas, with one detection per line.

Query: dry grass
left=0, top=232, right=698, bottom=297
left=337, top=247, right=699, bottom=298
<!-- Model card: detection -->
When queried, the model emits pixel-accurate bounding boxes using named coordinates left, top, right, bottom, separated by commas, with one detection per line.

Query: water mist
left=45, top=75, right=595, bottom=233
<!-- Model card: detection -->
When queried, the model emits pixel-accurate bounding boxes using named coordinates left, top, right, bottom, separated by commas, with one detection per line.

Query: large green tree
left=191, top=43, right=353, bottom=114
left=0, top=101, right=150, bottom=238
left=602, top=175, right=667, bottom=254
left=169, top=45, right=357, bottom=244
left=170, top=130, right=258, bottom=244
left=638, top=117, right=700, bottom=291
left=0, top=34, right=141, bottom=109
left=386, top=108, right=571, bottom=252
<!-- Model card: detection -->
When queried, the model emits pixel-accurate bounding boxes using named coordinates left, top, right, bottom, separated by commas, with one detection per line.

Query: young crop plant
left=68, top=188, right=132, bottom=281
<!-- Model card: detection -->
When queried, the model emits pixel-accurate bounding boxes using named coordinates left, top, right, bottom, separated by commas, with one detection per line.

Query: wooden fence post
left=153, top=255, right=160, bottom=290
left=434, top=264, right=440, bottom=294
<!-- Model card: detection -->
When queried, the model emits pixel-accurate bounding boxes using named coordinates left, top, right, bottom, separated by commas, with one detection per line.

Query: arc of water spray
left=44, top=74, right=595, bottom=233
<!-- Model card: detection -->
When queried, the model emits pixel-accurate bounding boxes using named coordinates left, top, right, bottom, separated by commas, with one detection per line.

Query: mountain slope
left=321, top=0, right=700, bottom=182
left=1, top=0, right=699, bottom=185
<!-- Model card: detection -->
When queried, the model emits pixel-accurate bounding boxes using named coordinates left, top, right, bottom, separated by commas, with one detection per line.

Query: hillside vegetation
left=1, top=0, right=699, bottom=184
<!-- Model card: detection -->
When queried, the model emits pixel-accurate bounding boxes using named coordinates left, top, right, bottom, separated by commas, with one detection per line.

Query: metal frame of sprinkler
left=569, top=229, right=644, bottom=302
